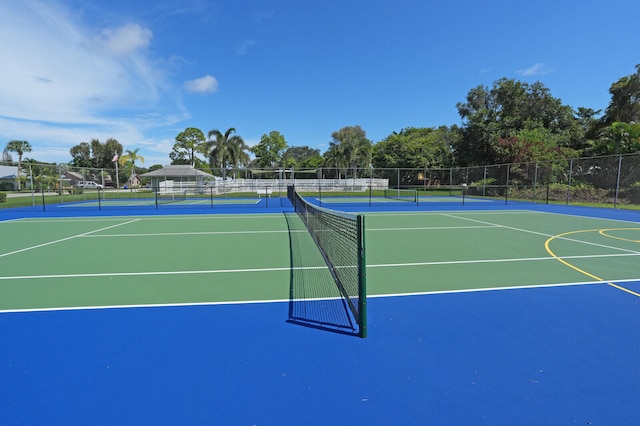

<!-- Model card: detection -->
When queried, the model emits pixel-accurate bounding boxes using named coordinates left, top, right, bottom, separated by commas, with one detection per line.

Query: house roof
left=64, top=171, right=83, bottom=180
left=141, top=165, right=214, bottom=178
left=0, top=165, right=20, bottom=179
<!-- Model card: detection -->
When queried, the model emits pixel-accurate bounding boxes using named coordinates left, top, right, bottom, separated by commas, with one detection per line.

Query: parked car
left=76, top=181, right=104, bottom=189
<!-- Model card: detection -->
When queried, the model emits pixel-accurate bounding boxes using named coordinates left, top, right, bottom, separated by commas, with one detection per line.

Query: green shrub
left=0, top=192, right=6, bottom=203
left=466, top=178, right=501, bottom=196
left=69, top=187, right=83, bottom=195
left=0, top=181, right=14, bottom=191
left=620, top=182, right=640, bottom=204
left=546, top=183, right=610, bottom=203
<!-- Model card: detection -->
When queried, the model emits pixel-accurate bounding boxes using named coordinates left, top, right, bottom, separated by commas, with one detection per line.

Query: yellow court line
left=608, top=282, right=640, bottom=298
left=598, top=228, right=640, bottom=243
left=544, top=228, right=640, bottom=298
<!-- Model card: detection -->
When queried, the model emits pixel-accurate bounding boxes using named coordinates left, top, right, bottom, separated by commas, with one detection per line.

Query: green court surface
left=2, top=210, right=640, bottom=312
left=311, top=195, right=489, bottom=204
left=3, top=207, right=640, bottom=424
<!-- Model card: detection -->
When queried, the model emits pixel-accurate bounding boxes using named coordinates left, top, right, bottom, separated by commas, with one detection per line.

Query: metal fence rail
left=2, top=152, right=640, bottom=209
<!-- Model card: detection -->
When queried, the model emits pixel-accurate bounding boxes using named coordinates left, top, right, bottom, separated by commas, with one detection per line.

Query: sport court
left=1, top=198, right=640, bottom=424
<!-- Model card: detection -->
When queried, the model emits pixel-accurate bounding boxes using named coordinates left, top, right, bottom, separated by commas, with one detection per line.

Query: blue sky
left=1, top=0, right=639, bottom=166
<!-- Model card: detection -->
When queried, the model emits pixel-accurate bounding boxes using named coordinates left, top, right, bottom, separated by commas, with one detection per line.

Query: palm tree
left=342, top=136, right=372, bottom=178
left=206, top=128, right=249, bottom=179
left=1, top=147, right=11, bottom=162
left=5, top=140, right=32, bottom=190
left=119, top=148, right=145, bottom=187
left=323, top=143, right=348, bottom=178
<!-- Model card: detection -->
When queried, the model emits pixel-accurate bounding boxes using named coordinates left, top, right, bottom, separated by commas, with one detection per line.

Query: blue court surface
left=1, top=197, right=640, bottom=425
left=1, top=285, right=639, bottom=425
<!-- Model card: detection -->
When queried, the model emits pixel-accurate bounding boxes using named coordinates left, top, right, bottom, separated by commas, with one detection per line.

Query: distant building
left=140, top=165, right=214, bottom=190
left=127, top=173, right=142, bottom=188
left=63, top=171, right=114, bottom=188
left=63, top=171, right=84, bottom=186
left=0, top=166, right=22, bottom=190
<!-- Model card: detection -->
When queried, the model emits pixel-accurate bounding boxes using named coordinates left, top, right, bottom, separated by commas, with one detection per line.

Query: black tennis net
left=287, top=186, right=367, bottom=338
left=383, top=188, right=418, bottom=203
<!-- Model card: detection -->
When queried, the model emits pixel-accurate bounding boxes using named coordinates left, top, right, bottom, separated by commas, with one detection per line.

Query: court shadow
left=284, top=212, right=359, bottom=337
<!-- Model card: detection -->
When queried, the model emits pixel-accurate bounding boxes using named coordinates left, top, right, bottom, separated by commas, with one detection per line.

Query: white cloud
left=0, top=2, right=165, bottom=123
left=518, top=63, right=552, bottom=76
left=0, top=1, right=187, bottom=164
left=184, top=75, right=218, bottom=94
left=100, top=23, right=153, bottom=57
left=237, top=39, right=257, bottom=55
left=0, top=113, right=182, bottom=165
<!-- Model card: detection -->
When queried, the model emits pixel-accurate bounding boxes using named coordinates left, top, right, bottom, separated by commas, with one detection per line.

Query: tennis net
left=287, top=186, right=367, bottom=338
left=384, top=188, right=418, bottom=203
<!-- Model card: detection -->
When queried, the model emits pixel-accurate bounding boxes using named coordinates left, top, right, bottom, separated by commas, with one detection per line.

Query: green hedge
left=0, top=192, right=6, bottom=203
left=0, top=181, right=14, bottom=191
left=57, top=187, right=83, bottom=195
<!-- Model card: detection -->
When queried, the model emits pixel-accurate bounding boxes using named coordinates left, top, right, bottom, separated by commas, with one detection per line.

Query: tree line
left=5, top=64, right=640, bottom=182
left=161, top=63, right=639, bottom=177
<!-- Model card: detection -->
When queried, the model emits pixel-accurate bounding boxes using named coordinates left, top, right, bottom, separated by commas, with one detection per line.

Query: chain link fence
left=2, top=152, right=640, bottom=210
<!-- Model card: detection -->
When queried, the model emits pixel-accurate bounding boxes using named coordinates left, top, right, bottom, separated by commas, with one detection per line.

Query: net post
left=357, top=214, right=367, bottom=338
left=546, top=184, right=550, bottom=205
left=290, top=185, right=367, bottom=339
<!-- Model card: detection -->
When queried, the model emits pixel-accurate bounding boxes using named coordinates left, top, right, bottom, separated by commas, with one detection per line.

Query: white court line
left=0, top=298, right=293, bottom=314
left=0, top=265, right=306, bottom=281
left=531, top=209, right=640, bottom=226
left=81, top=229, right=294, bottom=238
left=367, top=278, right=640, bottom=299
left=369, top=225, right=500, bottom=232
left=5, top=214, right=286, bottom=223
left=79, top=226, right=497, bottom=238
left=2, top=252, right=640, bottom=281
left=3, top=277, right=640, bottom=315
left=0, top=217, right=26, bottom=223
left=364, top=210, right=540, bottom=217
left=368, top=252, right=640, bottom=269
left=0, top=219, right=140, bottom=259
left=443, top=213, right=640, bottom=255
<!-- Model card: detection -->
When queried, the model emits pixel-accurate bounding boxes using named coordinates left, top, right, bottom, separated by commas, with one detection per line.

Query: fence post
left=506, top=164, right=510, bottom=204
left=450, top=168, right=454, bottom=196
left=533, top=162, right=538, bottom=203
left=483, top=166, right=487, bottom=197
left=614, top=154, right=623, bottom=209
left=566, top=159, right=573, bottom=205
left=29, top=164, right=35, bottom=206
left=546, top=184, right=550, bottom=204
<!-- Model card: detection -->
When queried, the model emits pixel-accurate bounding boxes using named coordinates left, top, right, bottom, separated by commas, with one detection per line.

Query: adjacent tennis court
left=1, top=201, right=640, bottom=424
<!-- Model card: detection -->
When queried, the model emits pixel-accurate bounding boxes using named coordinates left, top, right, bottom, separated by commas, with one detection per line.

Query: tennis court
left=1, top=199, right=640, bottom=424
